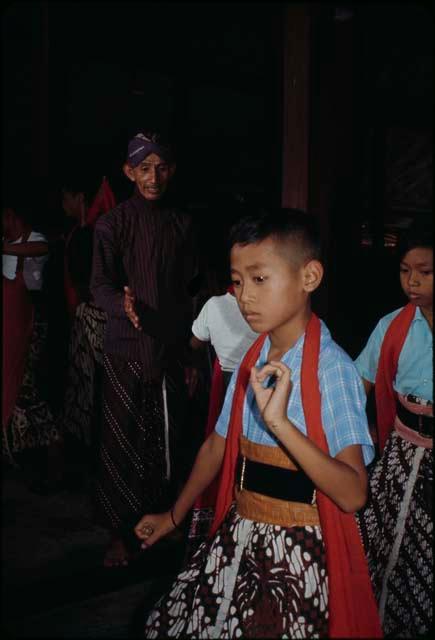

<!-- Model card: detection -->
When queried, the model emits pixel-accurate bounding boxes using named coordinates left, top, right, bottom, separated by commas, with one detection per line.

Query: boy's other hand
left=134, top=512, right=174, bottom=549
left=250, top=361, right=293, bottom=432
left=124, top=285, right=142, bottom=330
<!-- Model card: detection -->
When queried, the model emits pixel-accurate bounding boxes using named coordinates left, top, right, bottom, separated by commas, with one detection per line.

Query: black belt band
left=396, top=402, right=433, bottom=437
left=236, top=457, right=315, bottom=504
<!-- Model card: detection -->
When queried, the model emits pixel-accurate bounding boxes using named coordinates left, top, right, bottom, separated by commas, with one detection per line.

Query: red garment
left=374, top=303, right=416, bottom=453
left=193, top=357, right=224, bottom=509
left=86, top=176, right=116, bottom=229
left=2, top=273, right=34, bottom=429
left=210, top=314, right=382, bottom=638
left=64, top=177, right=116, bottom=316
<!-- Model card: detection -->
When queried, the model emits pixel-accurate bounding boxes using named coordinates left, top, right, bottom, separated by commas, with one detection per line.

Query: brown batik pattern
left=357, top=430, right=433, bottom=638
left=61, top=302, right=106, bottom=446
left=144, top=504, right=329, bottom=638
left=2, top=312, right=60, bottom=461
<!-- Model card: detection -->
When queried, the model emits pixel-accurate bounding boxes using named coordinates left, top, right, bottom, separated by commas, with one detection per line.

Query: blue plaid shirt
left=215, top=320, right=375, bottom=465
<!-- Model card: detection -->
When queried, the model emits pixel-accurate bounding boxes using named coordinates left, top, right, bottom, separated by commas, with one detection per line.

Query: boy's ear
left=123, top=163, right=136, bottom=182
left=302, top=260, right=324, bottom=292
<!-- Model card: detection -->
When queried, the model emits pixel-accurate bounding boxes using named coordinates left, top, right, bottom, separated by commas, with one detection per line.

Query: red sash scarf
left=210, top=314, right=382, bottom=638
left=193, top=357, right=224, bottom=509
left=374, top=303, right=416, bottom=453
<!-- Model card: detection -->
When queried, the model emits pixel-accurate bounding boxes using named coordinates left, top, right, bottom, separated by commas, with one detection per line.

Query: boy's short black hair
left=397, top=220, right=433, bottom=262
left=229, top=208, right=321, bottom=264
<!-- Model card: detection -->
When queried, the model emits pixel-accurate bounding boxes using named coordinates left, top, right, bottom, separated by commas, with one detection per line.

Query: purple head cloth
left=126, top=132, right=173, bottom=167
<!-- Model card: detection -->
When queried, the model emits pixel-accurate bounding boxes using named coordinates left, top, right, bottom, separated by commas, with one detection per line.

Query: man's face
left=123, top=153, right=175, bottom=201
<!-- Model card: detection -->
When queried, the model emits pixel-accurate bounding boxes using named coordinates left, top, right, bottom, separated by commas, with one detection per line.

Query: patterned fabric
left=2, top=308, right=60, bottom=462
left=357, top=430, right=433, bottom=637
left=95, top=353, right=185, bottom=538
left=355, top=306, right=433, bottom=401
left=60, top=302, right=106, bottom=446
left=215, top=321, right=374, bottom=464
left=144, top=504, right=328, bottom=639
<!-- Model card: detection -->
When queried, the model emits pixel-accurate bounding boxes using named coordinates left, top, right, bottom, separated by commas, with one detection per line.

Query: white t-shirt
left=192, top=293, right=260, bottom=372
left=2, top=231, right=49, bottom=290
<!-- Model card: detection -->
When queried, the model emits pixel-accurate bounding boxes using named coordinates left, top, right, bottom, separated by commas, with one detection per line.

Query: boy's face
left=400, top=247, right=433, bottom=310
left=123, top=153, right=175, bottom=201
left=230, top=237, right=319, bottom=336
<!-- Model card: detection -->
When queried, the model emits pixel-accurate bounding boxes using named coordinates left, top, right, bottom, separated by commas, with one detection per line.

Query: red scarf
left=210, top=314, right=382, bottom=638
left=194, top=357, right=224, bottom=509
left=374, top=303, right=416, bottom=453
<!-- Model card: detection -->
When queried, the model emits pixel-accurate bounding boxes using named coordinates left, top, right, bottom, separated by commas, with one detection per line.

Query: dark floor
left=1, top=461, right=187, bottom=638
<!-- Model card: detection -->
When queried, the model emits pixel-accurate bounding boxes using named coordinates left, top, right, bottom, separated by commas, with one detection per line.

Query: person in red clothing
left=2, top=196, right=62, bottom=491
left=135, top=209, right=381, bottom=639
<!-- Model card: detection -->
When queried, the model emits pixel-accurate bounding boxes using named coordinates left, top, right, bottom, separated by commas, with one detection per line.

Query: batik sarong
left=357, top=418, right=433, bottom=638
left=2, top=305, right=60, bottom=462
left=60, top=301, right=106, bottom=447
left=95, top=353, right=186, bottom=545
left=144, top=503, right=328, bottom=638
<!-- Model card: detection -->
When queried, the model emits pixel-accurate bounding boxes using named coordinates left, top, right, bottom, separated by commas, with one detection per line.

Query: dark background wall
left=2, top=0, right=433, bottom=355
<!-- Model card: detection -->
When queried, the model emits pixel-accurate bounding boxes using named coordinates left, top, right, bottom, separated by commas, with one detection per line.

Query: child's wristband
left=170, top=508, right=182, bottom=530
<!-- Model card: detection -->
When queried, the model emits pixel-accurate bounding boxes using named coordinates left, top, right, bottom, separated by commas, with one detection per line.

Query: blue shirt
left=354, top=306, right=433, bottom=402
left=215, top=320, right=375, bottom=465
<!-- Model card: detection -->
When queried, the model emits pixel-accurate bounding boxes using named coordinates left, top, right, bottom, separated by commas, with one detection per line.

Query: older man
left=91, top=132, right=198, bottom=566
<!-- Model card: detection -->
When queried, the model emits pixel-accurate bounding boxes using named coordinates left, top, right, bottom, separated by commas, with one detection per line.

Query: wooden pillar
left=281, top=5, right=310, bottom=210
left=32, top=1, right=50, bottom=178
left=281, top=4, right=357, bottom=326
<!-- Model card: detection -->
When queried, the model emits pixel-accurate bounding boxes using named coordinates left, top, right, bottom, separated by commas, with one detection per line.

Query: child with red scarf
left=135, top=210, right=381, bottom=638
left=355, top=223, right=433, bottom=638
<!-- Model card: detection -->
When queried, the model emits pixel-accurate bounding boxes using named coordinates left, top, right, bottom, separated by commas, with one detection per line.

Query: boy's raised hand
left=250, top=361, right=293, bottom=432
left=134, top=511, right=174, bottom=549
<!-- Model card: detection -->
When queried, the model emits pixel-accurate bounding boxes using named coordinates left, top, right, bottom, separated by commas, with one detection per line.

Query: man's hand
left=124, top=286, right=142, bottom=330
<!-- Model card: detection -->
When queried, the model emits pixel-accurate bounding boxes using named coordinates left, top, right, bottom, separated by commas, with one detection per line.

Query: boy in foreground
left=135, top=210, right=382, bottom=638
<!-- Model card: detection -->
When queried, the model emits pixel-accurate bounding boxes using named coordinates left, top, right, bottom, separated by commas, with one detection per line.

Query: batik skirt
left=2, top=307, right=60, bottom=463
left=357, top=430, right=433, bottom=638
left=60, top=302, right=106, bottom=447
left=144, top=504, right=329, bottom=638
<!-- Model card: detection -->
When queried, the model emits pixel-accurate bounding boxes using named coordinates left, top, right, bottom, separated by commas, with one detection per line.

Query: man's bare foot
left=103, top=537, right=130, bottom=568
